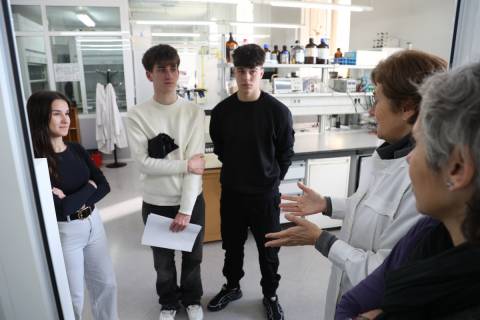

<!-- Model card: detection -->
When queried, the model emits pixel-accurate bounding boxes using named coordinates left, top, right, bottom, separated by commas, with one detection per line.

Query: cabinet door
left=202, top=169, right=221, bottom=242
left=64, top=105, right=81, bottom=143
left=305, top=157, right=350, bottom=229
left=279, top=161, right=306, bottom=224
left=306, top=157, right=350, bottom=197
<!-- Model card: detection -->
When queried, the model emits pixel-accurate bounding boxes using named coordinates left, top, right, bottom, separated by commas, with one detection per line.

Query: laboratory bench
left=203, top=130, right=380, bottom=242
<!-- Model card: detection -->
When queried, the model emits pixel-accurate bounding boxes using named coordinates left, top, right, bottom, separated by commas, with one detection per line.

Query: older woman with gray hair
left=337, top=61, right=480, bottom=320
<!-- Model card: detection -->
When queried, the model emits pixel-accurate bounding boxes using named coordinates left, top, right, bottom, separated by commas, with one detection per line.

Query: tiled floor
left=83, top=162, right=332, bottom=320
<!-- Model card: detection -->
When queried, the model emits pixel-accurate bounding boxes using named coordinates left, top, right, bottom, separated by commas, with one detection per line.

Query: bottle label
left=265, top=52, right=272, bottom=61
left=306, top=47, right=317, bottom=58
left=280, top=53, right=289, bottom=64
left=318, top=48, right=329, bottom=60
left=295, top=51, right=305, bottom=64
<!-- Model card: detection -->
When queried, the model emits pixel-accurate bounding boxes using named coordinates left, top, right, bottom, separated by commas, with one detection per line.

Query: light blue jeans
left=58, top=209, right=118, bottom=320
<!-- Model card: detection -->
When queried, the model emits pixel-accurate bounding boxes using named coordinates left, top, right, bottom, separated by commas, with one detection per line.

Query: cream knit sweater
left=126, top=97, right=204, bottom=214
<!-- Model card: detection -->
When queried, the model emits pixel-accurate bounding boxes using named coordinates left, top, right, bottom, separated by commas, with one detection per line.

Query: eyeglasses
left=234, top=67, right=263, bottom=77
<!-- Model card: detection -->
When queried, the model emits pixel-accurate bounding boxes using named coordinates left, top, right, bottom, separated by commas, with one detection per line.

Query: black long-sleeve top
left=210, top=91, right=295, bottom=194
left=52, top=143, right=110, bottom=221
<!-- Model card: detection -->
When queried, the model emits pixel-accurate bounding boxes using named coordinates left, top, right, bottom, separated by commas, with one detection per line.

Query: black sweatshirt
left=210, top=91, right=294, bottom=194
left=52, top=143, right=110, bottom=221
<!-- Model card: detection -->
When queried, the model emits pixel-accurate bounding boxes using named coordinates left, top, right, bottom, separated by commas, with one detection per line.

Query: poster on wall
left=53, top=63, right=81, bottom=82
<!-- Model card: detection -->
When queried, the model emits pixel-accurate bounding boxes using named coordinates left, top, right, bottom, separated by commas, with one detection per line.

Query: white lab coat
left=96, top=83, right=128, bottom=153
left=323, top=151, right=420, bottom=320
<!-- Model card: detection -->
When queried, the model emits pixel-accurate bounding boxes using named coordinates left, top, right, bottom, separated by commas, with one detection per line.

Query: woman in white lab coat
left=265, top=50, right=447, bottom=320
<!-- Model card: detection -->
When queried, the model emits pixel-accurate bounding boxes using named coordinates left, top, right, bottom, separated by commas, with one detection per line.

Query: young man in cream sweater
left=126, top=44, right=206, bottom=320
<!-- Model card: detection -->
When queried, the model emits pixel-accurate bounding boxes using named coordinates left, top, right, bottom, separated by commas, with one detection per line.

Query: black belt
left=68, top=206, right=92, bottom=221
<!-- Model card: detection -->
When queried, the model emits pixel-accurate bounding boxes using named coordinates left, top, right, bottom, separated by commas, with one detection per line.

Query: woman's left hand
left=356, top=309, right=383, bottom=320
left=52, top=187, right=66, bottom=199
left=88, top=180, right=97, bottom=189
left=265, top=214, right=322, bottom=247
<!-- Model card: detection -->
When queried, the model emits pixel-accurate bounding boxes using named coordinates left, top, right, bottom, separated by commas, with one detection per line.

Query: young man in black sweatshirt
left=207, top=44, right=294, bottom=320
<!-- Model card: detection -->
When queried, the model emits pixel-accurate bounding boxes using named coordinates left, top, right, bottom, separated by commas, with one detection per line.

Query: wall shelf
left=272, top=92, right=373, bottom=98
left=264, top=63, right=376, bottom=69
left=222, top=62, right=376, bottom=69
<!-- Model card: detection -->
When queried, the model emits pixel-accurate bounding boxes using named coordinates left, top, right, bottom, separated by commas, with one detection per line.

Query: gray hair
left=418, top=62, right=480, bottom=242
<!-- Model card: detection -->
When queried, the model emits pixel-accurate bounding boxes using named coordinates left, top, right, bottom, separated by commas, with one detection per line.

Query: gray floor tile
left=82, top=163, right=331, bottom=320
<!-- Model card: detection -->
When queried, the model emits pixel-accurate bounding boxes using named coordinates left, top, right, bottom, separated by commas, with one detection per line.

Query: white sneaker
left=159, top=309, right=176, bottom=320
left=186, top=304, right=203, bottom=320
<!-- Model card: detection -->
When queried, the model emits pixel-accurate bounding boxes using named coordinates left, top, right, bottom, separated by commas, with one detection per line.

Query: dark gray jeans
left=142, top=194, right=205, bottom=308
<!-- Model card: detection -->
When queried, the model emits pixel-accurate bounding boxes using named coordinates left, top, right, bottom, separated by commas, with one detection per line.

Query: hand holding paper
left=142, top=214, right=202, bottom=252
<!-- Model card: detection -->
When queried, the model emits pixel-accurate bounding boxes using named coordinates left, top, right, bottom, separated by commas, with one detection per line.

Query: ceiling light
left=230, top=22, right=302, bottom=29
left=57, top=31, right=129, bottom=36
left=145, top=0, right=241, bottom=3
left=76, top=38, right=129, bottom=43
left=152, top=33, right=201, bottom=37
left=80, top=44, right=130, bottom=48
left=76, top=13, right=96, bottom=27
left=173, top=0, right=241, bottom=3
left=234, top=34, right=270, bottom=38
left=269, top=1, right=373, bottom=12
left=135, top=20, right=215, bottom=26
left=80, top=48, right=127, bottom=51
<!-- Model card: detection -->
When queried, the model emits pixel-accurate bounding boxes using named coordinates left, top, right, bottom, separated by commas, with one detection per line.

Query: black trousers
left=220, top=188, right=281, bottom=297
left=142, top=194, right=205, bottom=308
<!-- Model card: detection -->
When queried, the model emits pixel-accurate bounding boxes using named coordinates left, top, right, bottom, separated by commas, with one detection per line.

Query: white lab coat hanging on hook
left=96, top=83, right=108, bottom=151
left=96, top=83, right=128, bottom=153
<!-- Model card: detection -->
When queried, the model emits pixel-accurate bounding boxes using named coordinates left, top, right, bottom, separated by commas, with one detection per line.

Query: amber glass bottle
left=305, top=38, right=317, bottom=64
left=334, top=48, right=343, bottom=58
left=226, top=32, right=238, bottom=63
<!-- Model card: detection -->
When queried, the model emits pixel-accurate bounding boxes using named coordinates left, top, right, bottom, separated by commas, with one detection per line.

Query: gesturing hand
left=170, top=212, right=191, bottom=232
left=279, top=182, right=327, bottom=217
left=265, top=214, right=322, bottom=247
left=52, top=187, right=66, bottom=199
left=188, top=154, right=205, bottom=175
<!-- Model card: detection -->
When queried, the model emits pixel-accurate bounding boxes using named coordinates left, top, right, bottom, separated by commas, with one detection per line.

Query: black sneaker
left=263, top=295, right=285, bottom=320
left=207, top=284, right=242, bottom=311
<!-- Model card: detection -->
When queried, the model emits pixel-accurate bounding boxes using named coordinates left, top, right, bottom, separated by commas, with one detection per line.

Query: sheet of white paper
left=141, top=214, right=202, bottom=252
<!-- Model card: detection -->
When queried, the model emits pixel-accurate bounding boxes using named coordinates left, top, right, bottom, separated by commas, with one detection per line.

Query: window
left=46, top=6, right=120, bottom=32
left=16, top=36, right=49, bottom=100
left=11, top=5, right=43, bottom=32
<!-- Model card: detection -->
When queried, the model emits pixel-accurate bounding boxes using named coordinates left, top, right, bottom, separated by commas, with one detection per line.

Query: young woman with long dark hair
left=27, top=91, right=118, bottom=320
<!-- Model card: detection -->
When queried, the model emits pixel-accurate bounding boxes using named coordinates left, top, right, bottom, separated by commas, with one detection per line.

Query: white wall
left=268, top=7, right=302, bottom=50
left=349, top=0, right=457, bottom=61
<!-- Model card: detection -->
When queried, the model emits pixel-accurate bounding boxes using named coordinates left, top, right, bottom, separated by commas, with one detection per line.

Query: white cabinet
left=305, top=156, right=351, bottom=228
left=279, top=161, right=306, bottom=223
left=306, top=156, right=350, bottom=197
